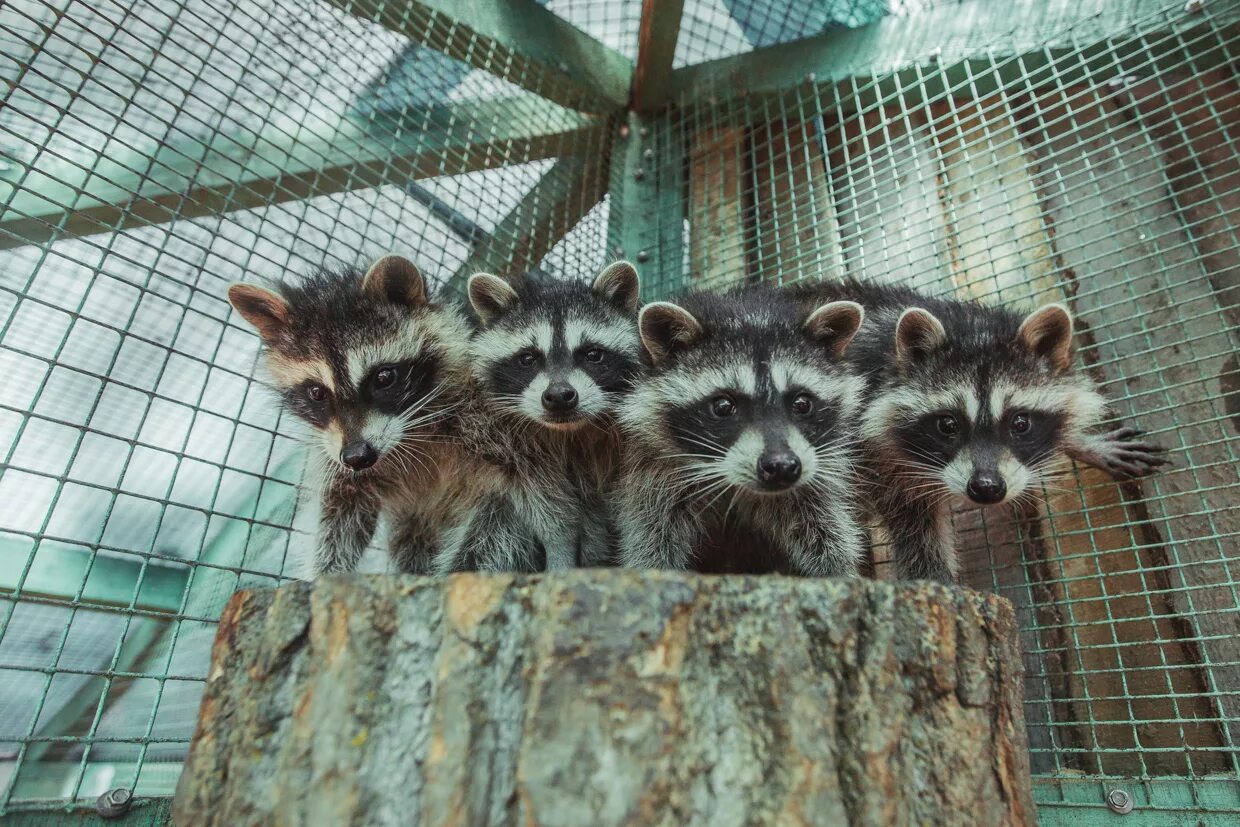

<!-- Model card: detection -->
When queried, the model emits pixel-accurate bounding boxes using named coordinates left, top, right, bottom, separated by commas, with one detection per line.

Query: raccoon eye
left=373, top=368, right=397, bottom=389
left=1009, top=411, right=1032, bottom=435
left=791, top=393, right=814, bottom=416
left=710, top=396, right=736, bottom=418
left=584, top=348, right=605, bottom=363
left=936, top=414, right=959, bottom=436
left=306, top=383, right=327, bottom=403
left=517, top=350, right=540, bottom=367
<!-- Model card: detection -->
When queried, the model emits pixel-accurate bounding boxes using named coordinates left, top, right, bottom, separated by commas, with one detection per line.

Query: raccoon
left=615, top=286, right=868, bottom=577
left=228, top=255, right=495, bottom=577
left=441, top=262, right=643, bottom=572
left=791, top=280, right=1169, bottom=583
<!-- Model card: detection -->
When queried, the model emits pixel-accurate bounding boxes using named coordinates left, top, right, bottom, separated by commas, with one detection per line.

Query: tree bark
left=173, top=573, right=1034, bottom=826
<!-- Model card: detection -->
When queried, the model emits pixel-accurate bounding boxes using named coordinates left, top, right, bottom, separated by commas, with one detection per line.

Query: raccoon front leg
left=387, top=514, right=439, bottom=575
left=876, top=492, right=958, bottom=584
left=314, top=490, right=381, bottom=576
left=1066, top=426, right=1170, bottom=480
left=438, top=494, right=541, bottom=574
left=614, top=474, right=700, bottom=569
left=774, top=503, right=865, bottom=578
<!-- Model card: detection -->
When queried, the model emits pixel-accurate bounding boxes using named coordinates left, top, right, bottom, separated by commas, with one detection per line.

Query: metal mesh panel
left=1, top=0, right=1238, bottom=820
left=665, top=0, right=1240, bottom=818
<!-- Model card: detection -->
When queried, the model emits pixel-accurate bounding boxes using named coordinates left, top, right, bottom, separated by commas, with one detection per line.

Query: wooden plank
left=325, top=0, right=632, bottom=110
left=447, top=151, right=610, bottom=289
left=823, top=107, right=950, bottom=291
left=749, top=114, right=845, bottom=286
left=670, top=0, right=1239, bottom=111
left=1021, top=82, right=1237, bottom=772
left=687, top=125, right=747, bottom=290
left=0, top=99, right=604, bottom=250
left=631, top=0, right=686, bottom=113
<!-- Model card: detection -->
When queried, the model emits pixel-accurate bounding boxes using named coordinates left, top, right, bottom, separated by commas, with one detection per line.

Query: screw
left=642, top=148, right=654, bottom=161
left=929, top=46, right=942, bottom=63
left=613, top=246, right=624, bottom=257
left=636, top=250, right=650, bottom=263
left=639, top=127, right=650, bottom=138
left=804, top=72, right=816, bottom=85
left=619, top=124, right=630, bottom=139
left=1185, top=0, right=1203, bottom=12
left=633, top=168, right=646, bottom=181
left=1106, top=789, right=1133, bottom=815
left=96, top=788, right=133, bottom=819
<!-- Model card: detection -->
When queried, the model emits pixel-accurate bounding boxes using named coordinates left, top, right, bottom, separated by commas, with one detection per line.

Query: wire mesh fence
left=0, top=0, right=1237, bottom=820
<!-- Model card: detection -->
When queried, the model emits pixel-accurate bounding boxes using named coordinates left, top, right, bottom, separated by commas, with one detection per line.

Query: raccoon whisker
left=698, top=478, right=738, bottom=514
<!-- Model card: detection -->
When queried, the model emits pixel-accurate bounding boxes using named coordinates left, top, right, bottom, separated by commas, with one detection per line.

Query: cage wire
left=0, top=0, right=1237, bottom=820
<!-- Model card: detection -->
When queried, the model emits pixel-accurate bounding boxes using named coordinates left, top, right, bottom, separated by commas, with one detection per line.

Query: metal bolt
left=613, top=246, right=624, bottom=257
left=929, top=46, right=942, bottom=63
left=558, top=60, right=570, bottom=72
left=804, top=72, right=816, bottom=85
left=96, top=788, right=133, bottom=819
left=1106, top=789, right=1133, bottom=815
left=619, top=124, right=630, bottom=139
left=633, top=168, right=646, bottom=181
left=639, top=127, right=650, bottom=138
left=1185, top=0, right=1204, bottom=13
left=642, top=148, right=654, bottom=161
left=636, top=250, right=650, bottom=263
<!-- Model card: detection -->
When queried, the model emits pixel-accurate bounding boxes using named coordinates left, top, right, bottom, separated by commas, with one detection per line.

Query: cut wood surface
left=173, top=572, right=1034, bottom=826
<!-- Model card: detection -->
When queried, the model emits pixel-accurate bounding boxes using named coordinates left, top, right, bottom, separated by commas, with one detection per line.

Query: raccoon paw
left=1078, top=427, right=1171, bottom=480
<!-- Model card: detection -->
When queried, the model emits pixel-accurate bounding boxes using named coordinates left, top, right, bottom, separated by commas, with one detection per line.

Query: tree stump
left=172, top=573, right=1034, bottom=826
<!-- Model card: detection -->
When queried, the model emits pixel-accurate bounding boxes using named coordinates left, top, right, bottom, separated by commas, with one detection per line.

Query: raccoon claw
left=1073, top=427, right=1171, bottom=480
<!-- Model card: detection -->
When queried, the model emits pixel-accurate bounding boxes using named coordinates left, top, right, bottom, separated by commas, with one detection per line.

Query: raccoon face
left=626, top=295, right=864, bottom=497
left=229, top=255, right=468, bottom=474
left=865, top=303, right=1104, bottom=506
left=467, top=261, right=641, bottom=431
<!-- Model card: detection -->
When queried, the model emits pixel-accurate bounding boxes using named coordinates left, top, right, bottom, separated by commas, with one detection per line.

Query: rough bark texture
left=172, top=573, right=1034, bottom=826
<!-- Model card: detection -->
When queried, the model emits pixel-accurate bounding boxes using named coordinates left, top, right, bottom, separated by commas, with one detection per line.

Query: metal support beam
left=0, top=99, right=605, bottom=250
left=670, top=0, right=1240, bottom=113
left=324, top=0, right=632, bottom=111
left=447, top=149, right=611, bottom=291
left=0, top=541, right=189, bottom=615
left=631, top=0, right=686, bottom=112
left=608, top=112, right=685, bottom=299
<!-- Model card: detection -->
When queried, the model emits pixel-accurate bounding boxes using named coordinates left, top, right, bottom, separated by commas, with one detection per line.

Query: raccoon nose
left=542, top=383, right=578, bottom=412
left=966, top=471, right=1007, bottom=504
left=757, top=451, right=802, bottom=488
left=341, top=440, right=379, bottom=471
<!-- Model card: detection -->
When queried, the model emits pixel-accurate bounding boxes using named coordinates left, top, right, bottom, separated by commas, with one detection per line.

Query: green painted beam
left=323, top=0, right=632, bottom=111
left=0, top=539, right=188, bottom=615
left=446, top=148, right=611, bottom=291
left=607, top=112, right=684, bottom=300
left=3, top=798, right=172, bottom=825
left=1032, top=776, right=1240, bottom=826
left=0, top=98, right=604, bottom=250
left=669, top=0, right=1240, bottom=112
left=631, top=0, right=686, bottom=112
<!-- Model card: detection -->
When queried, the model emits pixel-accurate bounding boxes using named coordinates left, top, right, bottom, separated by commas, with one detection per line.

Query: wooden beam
left=608, top=112, right=685, bottom=298
left=687, top=124, right=746, bottom=290
left=325, top=0, right=632, bottom=111
left=670, top=0, right=1239, bottom=113
left=447, top=151, right=610, bottom=290
left=0, top=99, right=605, bottom=251
left=631, top=0, right=686, bottom=113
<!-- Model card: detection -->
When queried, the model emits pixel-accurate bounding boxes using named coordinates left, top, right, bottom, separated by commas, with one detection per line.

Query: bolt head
left=1106, top=789, right=1133, bottom=814
left=639, top=127, right=650, bottom=138
left=642, top=148, right=654, bottom=161
left=613, top=246, right=624, bottom=257
left=636, top=250, right=650, bottom=263
left=96, top=788, right=134, bottom=819
left=1185, top=0, right=1203, bottom=12
left=804, top=72, right=816, bottom=84
left=619, top=125, right=630, bottom=139
left=633, top=168, right=646, bottom=181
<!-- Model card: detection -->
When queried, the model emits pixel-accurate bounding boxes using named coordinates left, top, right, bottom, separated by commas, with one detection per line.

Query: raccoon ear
left=1018, top=303, right=1074, bottom=373
left=894, top=307, right=947, bottom=367
left=228, top=283, right=289, bottom=344
left=804, top=300, right=864, bottom=358
left=592, top=260, right=641, bottom=313
left=362, top=255, right=427, bottom=308
left=639, top=301, right=703, bottom=365
left=468, top=273, right=519, bottom=326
